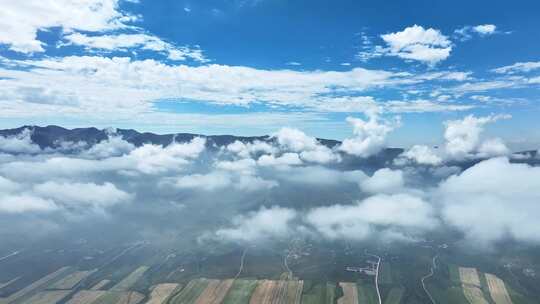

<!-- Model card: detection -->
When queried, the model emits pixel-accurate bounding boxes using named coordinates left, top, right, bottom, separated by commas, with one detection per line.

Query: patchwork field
left=169, top=279, right=211, bottom=304
left=337, top=282, right=357, bottom=304
left=49, top=270, right=97, bottom=290
left=66, top=290, right=107, bottom=304
left=485, top=274, right=513, bottom=304
left=0, top=278, right=20, bottom=290
left=111, top=267, right=149, bottom=291
left=458, top=267, right=489, bottom=304
left=300, top=281, right=335, bottom=304
left=194, top=279, right=234, bottom=304
left=356, top=282, right=378, bottom=304
left=285, top=280, right=303, bottom=304
left=146, top=283, right=182, bottom=304
left=91, top=291, right=145, bottom=304
left=24, top=290, right=71, bottom=304
left=92, top=280, right=112, bottom=291
left=0, top=267, right=71, bottom=304
left=459, top=267, right=481, bottom=287
left=222, top=280, right=258, bottom=304
left=383, top=287, right=404, bottom=304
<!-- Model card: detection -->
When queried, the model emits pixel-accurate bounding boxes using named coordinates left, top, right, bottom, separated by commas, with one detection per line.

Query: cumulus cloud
left=0, top=195, right=58, bottom=213
left=215, top=206, right=297, bottom=242
left=360, top=168, right=404, bottom=194
left=339, top=113, right=399, bottom=157
left=306, top=194, right=437, bottom=242
left=380, top=25, right=452, bottom=65
left=273, top=128, right=340, bottom=164
left=398, top=145, right=442, bottom=166
left=438, top=157, right=540, bottom=245
left=225, top=140, right=276, bottom=158
left=33, top=181, right=131, bottom=209
left=0, top=128, right=41, bottom=154
left=0, top=0, right=136, bottom=53
left=444, top=114, right=510, bottom=159
left=83, top=135, right=135, bottom=158
left=257, top=153, right=303, bottom=168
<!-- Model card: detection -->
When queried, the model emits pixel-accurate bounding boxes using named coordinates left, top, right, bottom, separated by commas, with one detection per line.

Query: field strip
left=194, top=279, right=234, bottom=304
left=116, top=291, right=145, bottom=304
left=222, top=280, right=258, bottom=304
left=249, top=280, right=278, bottom=304
left=285, top=280, right=303, bottom=304
left=168, top=278, right=210, bottom=304
left=49, top=269, right=97, bottom=289
left=0, top=277, right=21, bottom=290
left=145, top=283, right=181, bottom=304
left=458, top=267, right=489, bottom=304
left=337, top=282, right=358, bottom=304
left=65, top=290, right=107, bottom=304
left=91, top=280, right=111, bottom=290
left=111, top=266, right=149, bottom=291
left=459, top=267, right=481, bottom=287
left=485, top=274, right=513, bottom=304
left=23, top=290, right=71, bottom=304
left=0, top=266, right=71, bottom=304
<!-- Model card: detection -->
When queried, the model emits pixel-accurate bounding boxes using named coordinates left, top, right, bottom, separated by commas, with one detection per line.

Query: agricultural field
left=91, top=291, right=145, bottom=304
left=111, top=267, right=150, bottom=291
left=168, top=279, right=211, bottom=304
left=300, top=281, right=336, bottom=304
left=0, top=267, right=72, bottom=304
left=356, top=281, right=378, bottom=304
left=485, top=274, right=513, bottom=304
left=146, top=283, right=182, bottom=304
left=284, top=280, right=303, bottom=304
left=23, top=290, right=71, bottom=304
left=249, top=280, right=281, bottom=304
left=458, top=267, right=489, bottom=304
left=92, top=280, right=112, bottom=291
left=0, top=278, right=20, bottom=291
left=337, top=282, right=357, bottom=304
left=195, top=279, right=234, bottom=304
left=66, top=290, right=107, bottom=304
left=383, top=287, right=404, bottom=304
left=222, top=280, right=258, bottom=304
left=49, top=270, right=97, bottom=290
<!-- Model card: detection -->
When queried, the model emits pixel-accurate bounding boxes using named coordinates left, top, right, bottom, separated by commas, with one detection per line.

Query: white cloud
left=62, top=33, right=207, bottom=62
left=257, top=153, right=302, bottom=168
left=175, top=172, right=233, bottom=191
left=473, top=24, right=497, bottom=35
left=454, top=24, right=498, bottom=41
left=215, top=206, right=297, bottom=242
left=477, top=138, right=509, bottom=157
left=306, top=193, right=437, bottom=241
left=0, top=0, right=136, bottom=53
left=399, top=145, right=442, bottom=166
left=33, top=181, right=131, bottom=209
left=0, top=128, right=41, bottom=154
left=273, top=128, right=340, bottom=164
left=83, top=135, right=135, bottom=158
left=360, top=168, right=404, bottom=194
left=438, top=157, right=540, bottom=245
left=444, top=114, right=510, bottom=159
left=225, top=140, right=276, bottom=158
left=492, top=62, right=540, bottom=74
left=339, top=113, right=399, bottom=157
left=380, top=25, right=452, bottom=65
left=0, top=195, right=58, bottom=213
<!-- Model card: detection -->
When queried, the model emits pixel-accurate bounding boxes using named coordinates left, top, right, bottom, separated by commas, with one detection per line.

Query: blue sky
left=0, top=0, right=539, bottom=148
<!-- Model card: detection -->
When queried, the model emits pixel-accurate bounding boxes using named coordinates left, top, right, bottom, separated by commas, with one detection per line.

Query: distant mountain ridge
left=0, top=125, right=343, bottom=150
